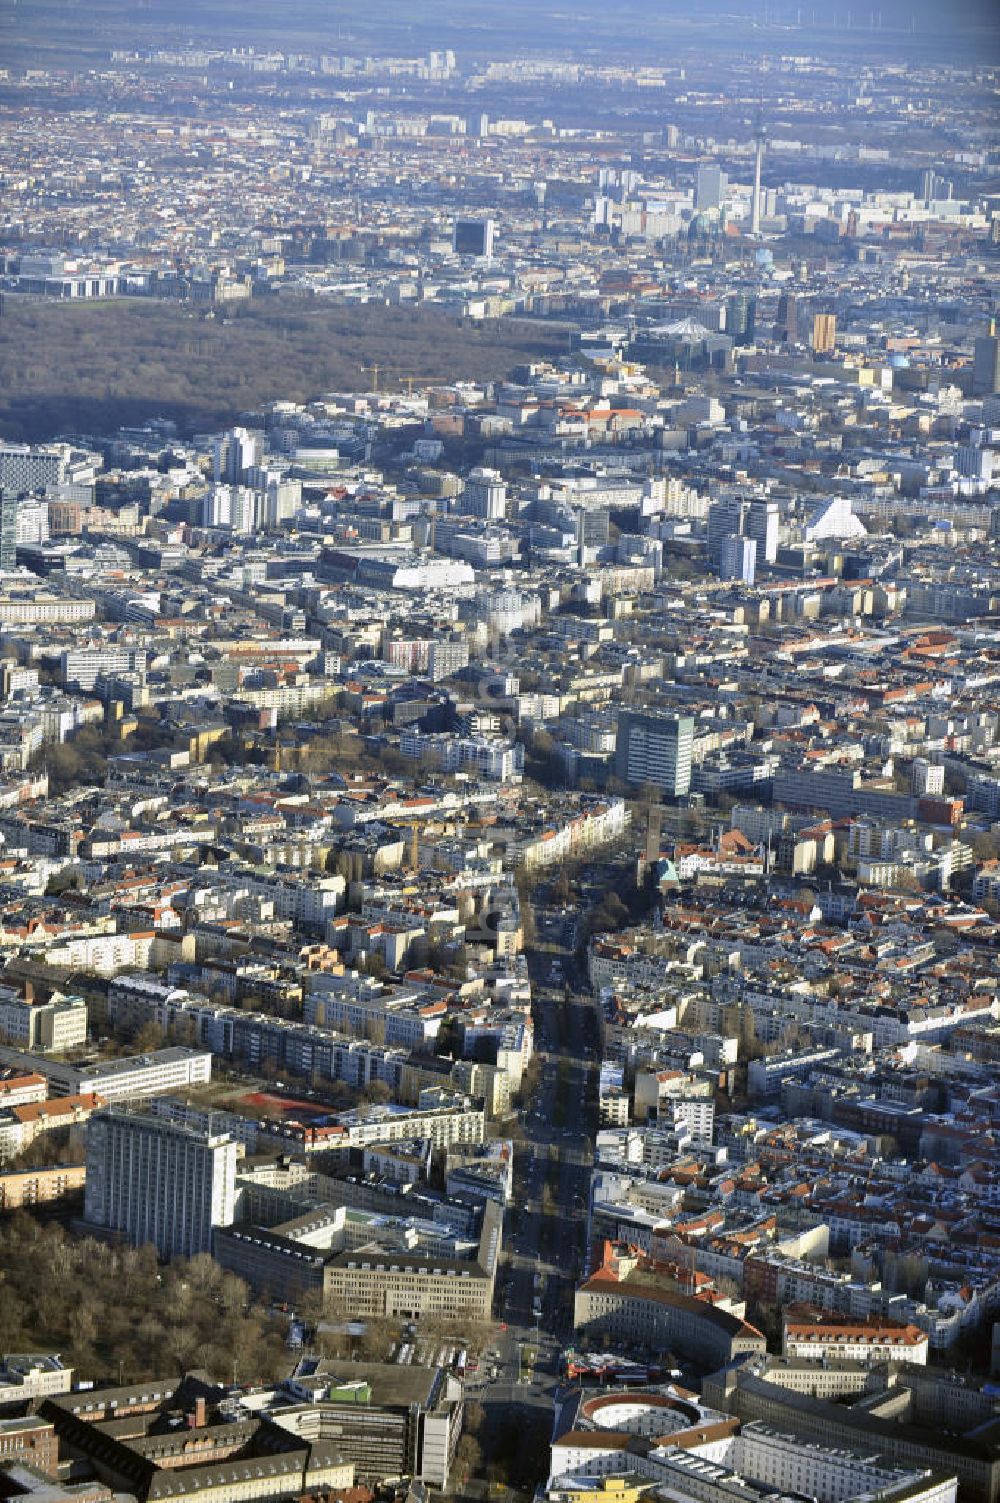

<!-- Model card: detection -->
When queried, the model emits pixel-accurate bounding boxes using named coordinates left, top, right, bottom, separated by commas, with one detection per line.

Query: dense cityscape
left=0, top=4, right=999, bottom=1503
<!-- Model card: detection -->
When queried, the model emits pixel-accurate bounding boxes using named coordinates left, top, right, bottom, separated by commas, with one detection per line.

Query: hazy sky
left=8, top=0, right=1000, bottom=59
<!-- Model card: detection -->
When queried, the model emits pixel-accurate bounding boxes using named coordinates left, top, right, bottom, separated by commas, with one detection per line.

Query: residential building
left=0, top=1161, right=87, bottom=1211
left=783, top=1312, right=929, bottom=1366
left=84, top=1108, right=239, bottom=1258
left=614, top=712, right=694, bottom=797
left=0, top=1045, right=212, bottom=1103
left=0, top=990, right=87, bottom=1053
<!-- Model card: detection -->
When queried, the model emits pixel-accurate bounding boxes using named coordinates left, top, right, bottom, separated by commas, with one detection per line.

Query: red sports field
left=234, top=1091, right=329, bottom=1120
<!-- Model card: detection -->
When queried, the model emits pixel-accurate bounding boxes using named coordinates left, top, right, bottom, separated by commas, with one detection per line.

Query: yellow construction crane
left=361, top=368, right=445, bottom=397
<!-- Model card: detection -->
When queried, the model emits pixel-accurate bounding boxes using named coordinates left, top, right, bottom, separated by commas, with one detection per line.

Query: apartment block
left=84, top=1108, right=239, bottom=1258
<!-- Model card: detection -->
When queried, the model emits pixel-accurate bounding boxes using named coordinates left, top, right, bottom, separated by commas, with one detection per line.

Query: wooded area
left=0, top=296, right=566, bottom=442
left=0, top=1214, right=291, bottom=1383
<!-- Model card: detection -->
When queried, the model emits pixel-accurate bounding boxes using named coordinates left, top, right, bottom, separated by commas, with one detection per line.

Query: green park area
left=0, top=295, right=566, bottom=442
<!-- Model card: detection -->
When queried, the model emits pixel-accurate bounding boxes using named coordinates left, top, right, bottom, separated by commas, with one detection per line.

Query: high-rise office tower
left=719, top=533, right=757, bottom=585
left=463, top=466, right=507, bottom=519
left=593, top=195, right=613, bottom=229
left=453, top=218, right=495, bottom=258
left=955, top=444, right=995, bottom=482
left=918, top=169, right=953, bottom=202
left=726, top=293, right=757, bottom=346
left=911, top=758, right=944, bottom=797
left=213, top=426, right=261, bottom=484
left=200, top=483, right=255, bottom=532
left=695, top=165, right=727, bottom=212
left=812, top=313, right=837, bottom=354
left=972, top=331, right=1000, bottom=397
left=84, top=1108, right=238, bottom=1259
left=707, top=496, right=749, bottom=566
left=0, top=446, right=64, bottom=496
left=262, top=474, right=301, bottom=527
left=775, top=291, right=799, bottom=345
left=746, top=499, right=780, bottom=564
left=0, top=490, right=18, bottom=571
left=201, top=486, right=232, bottom=529
left=982, top=393, right=1000, bottom=426
left=614, top=711, right=694, bottom=798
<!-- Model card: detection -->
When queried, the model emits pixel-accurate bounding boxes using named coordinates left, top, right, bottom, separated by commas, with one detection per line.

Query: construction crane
left=361, top=368, right=445, bottom=397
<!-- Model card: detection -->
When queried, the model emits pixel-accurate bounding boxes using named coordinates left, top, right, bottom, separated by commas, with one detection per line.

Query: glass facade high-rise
left=727, top=293, right=757, bottom=346
left=695, top=164, right=727, bottom=212
left=972, top=334, right=1000, bottom=397
left=453, top=218, right=495, bottom=257
left=775, top=291, right=799, bottom=345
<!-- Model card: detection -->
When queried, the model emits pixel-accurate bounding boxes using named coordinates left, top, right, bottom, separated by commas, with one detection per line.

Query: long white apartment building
left=0, top=1042, right=211, bottom=1101
left=516, top=798, right=629, bottom=873
left=256, top=1095, right=486, bottom=1155
left=399, top=730, right=524, bottom=782
left=305, top=972, right=445, bottom=1048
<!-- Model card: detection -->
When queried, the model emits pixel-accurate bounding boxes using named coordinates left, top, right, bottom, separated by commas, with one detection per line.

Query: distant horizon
left=4, top=0, right=999, bottom=65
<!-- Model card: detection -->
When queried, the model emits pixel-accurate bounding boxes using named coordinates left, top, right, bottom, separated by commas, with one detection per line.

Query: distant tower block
left=453, top=217, right=495, bottom=258
left=812, top=312, right=837, bottom=354
left=776, top=290, right=799, bottom=345
left=751, top=110, right=767, bottom=237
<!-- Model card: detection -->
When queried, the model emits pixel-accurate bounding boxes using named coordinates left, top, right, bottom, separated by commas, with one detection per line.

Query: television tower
left=751, top=107, right=767, bottom=237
